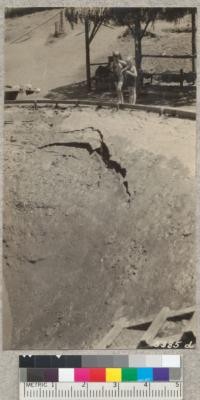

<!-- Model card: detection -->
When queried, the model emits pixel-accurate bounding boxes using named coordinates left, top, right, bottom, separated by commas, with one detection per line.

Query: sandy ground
left=3, top=105, right=195, bottom=349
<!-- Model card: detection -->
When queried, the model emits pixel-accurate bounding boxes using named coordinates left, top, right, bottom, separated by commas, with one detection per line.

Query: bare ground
left=3, top=105, right=195, bottom=349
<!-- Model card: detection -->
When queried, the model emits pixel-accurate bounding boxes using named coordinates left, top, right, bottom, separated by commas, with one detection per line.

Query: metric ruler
left=19, top=355, right=183, bottom=400
left=20, top=382, right=183, bottom=399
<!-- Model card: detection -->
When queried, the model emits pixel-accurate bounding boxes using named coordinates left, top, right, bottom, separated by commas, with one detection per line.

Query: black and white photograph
left=3, top=6, right=196, bottom=350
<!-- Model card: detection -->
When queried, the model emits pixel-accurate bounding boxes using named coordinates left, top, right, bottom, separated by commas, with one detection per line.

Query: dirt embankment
left=3, top=106, right=195, bottom=349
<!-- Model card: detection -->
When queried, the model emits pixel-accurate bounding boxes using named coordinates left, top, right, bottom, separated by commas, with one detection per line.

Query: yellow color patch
left=106, top=368, right=122, bottom=382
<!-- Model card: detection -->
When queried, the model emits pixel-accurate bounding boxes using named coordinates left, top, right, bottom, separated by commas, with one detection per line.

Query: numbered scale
left=19, top=355, right=183, bottom=400
left=20, top=381, right=183, bottom=400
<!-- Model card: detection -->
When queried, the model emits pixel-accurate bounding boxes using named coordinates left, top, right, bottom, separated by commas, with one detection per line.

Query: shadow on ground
left=46, top=80, right=196, bottom=108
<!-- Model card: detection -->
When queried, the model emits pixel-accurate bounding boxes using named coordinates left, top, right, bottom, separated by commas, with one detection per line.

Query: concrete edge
left=4, top=99, right=196, bottom=120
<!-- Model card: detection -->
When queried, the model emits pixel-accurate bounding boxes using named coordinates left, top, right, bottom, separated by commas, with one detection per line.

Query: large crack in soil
left=38, top=127, right=132, bottom=201
left=3, top=108, right=195, bottom=350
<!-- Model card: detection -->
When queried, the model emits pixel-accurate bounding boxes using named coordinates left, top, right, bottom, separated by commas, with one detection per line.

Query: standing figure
left=124, top=56, right=137, bottom=105
left=112, top=51, right=126, bottom=104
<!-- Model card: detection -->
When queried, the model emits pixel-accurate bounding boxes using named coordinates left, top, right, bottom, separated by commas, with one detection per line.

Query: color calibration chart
left=19, top=355, right=183, bottom=399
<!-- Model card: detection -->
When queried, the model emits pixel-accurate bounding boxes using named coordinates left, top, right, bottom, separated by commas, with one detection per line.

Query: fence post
left=54, top=21, right=59, bottom=37
left=59, top=10, right=65, bottom=34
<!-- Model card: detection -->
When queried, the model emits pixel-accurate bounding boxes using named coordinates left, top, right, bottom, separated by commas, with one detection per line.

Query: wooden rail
left=142, top=54, right=196, bottom=59
left=90, top=62, right=108, bottom=66
left=95, top=306, right=195, bottom=349
left=4, top=99, right=196, bottom=120
left=91, top=55, right=196, bottom=66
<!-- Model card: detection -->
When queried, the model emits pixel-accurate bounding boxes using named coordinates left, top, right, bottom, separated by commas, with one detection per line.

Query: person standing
left=112, top=51, right=126, bottom=104
left=124, top=56, right=137, bottom=105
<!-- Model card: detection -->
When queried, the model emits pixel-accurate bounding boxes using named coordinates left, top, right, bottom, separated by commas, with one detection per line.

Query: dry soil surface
left=3, top=105, right=195, bottom=349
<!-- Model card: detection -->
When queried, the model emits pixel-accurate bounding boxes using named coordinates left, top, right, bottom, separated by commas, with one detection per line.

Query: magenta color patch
left=74, top=368, right=90, bottom=382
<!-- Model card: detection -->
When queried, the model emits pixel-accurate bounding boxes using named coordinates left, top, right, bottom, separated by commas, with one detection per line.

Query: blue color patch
left=137, top=368, right=153, bottom=382
left=153, top=368, right=169, bottom=381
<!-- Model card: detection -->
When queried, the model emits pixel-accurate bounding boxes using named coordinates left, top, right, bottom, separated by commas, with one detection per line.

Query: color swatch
left=19, top=355, right=182, bottom=384
left=20, top=367, right=182, bottom=382
left=19, top=355, right=181, bottom=369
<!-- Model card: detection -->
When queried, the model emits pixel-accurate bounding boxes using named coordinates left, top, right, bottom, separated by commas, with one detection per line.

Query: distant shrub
left=119, top=27, right=157, bottom=39
left=163, top=26, right=192, bottom=33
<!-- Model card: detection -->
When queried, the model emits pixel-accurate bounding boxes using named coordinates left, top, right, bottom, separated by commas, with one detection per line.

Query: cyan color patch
left=137, top=368, right=153, bottom=381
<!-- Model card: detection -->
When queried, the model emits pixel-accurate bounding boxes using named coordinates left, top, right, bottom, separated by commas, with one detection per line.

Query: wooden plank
left=167, top=306, right=195, bottom=320
left=126, top=306, right=195, bottom=329
left=142, top=54, right=196, bottom=59
left=4, top=100, right=196, bottom=121
left=125, top=315, right=154, bottom=329
left=95, top=317, right=128, bottom=349
left=163, top=107, right=196, bottom=120
left=95, top=306, right=195, bottom=349
left=137, top=307, right=170, bottom=347
left=142, top=71, right=196, bottom=78
left=90, top=62, right=108, bottom=66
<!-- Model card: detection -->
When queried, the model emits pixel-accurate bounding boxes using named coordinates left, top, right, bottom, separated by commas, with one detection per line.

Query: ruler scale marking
left=19, top=356, right=183, bottom=399
left=20, top=382, right=183, bottom=399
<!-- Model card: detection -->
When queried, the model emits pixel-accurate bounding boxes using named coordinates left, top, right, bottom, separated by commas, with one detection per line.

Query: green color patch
left=122, top=368, right=138, bottom=382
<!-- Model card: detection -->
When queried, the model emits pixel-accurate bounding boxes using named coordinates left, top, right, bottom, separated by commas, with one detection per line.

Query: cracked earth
left=3, top=105, right=195, bottom=349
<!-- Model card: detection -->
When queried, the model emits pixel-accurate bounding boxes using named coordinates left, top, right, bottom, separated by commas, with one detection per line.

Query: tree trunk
left=134, top=19, right=142, bottom=90
left=54, top=21, right=59, bottom=37
left=134, top=19, right=142, bottom=71
left=191, top=9, right=196, bottom=74
left=85, top=18, right=91, bottom=90
left=59, top=10, right=65, bottom=34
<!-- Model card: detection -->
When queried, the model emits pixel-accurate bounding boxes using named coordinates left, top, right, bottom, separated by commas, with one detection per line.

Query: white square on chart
left=162, top=355, right=180, bottom=368
left=145, top=355, right=162, bottom=367
left=58, top=368, right=74, bottom=382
